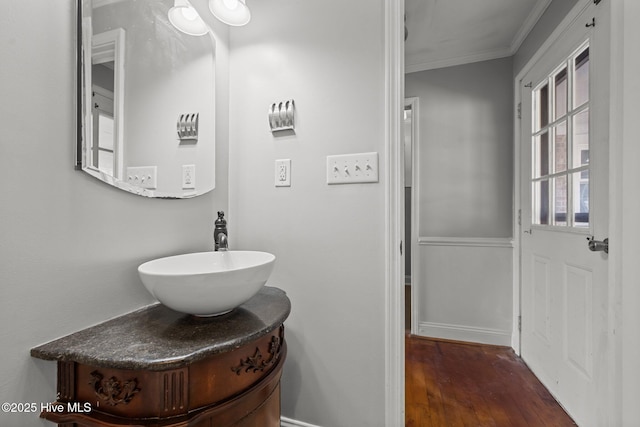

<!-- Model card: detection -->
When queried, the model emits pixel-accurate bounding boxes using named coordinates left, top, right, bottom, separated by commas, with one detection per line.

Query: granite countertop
left=31, top=287, right=290, bottom=371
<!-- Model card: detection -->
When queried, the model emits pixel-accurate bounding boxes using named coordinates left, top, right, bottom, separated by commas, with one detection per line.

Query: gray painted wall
left=514, top=0, right=580, bottom=75
left=405, top=58, right=515, bottom=345
left=406, top=57, right=514, bottom=239
left=228, top=0, right=387, bottom=425
left=0, top=1, right=229, bottom=426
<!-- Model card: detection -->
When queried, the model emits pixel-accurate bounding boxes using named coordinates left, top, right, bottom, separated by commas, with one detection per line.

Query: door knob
left=587, top=236, right=608, bottom=254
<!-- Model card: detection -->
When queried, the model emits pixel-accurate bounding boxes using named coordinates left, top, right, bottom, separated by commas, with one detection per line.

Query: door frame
left=384, top=0, right=405, bottom=425
left=610, top=1, right=640, bottom=424
left=404, top=96, right=420, bottom=335
left=86, top=28, right=126, bottom=181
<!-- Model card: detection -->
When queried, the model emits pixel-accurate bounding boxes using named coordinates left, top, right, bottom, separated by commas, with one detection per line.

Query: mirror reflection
left=79, top=0, right=216, bottom=198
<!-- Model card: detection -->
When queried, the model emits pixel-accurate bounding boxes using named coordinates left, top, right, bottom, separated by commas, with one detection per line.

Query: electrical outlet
left=182, top=164, right=196, bottom=189
left=127, top=166, right=157, bottom=189
left=275, top=159, right=291, bottom=187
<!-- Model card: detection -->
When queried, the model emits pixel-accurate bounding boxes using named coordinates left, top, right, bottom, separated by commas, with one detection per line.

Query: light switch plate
left=182, top=164, right=196, bottom=189
left=326, top=152, right=378, bottom=184
left=127, top=166, right=157, bottom=189
left=275, top=159, right=291, bottom=187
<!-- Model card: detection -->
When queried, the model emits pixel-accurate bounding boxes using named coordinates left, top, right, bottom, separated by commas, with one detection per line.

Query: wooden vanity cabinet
left=32, top=288, right=289, bottom=427
left=44, top=327, right=285, bottom=427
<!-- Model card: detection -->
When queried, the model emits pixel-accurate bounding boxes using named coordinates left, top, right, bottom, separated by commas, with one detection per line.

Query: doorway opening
left=403, top=97, right=418, bottom=334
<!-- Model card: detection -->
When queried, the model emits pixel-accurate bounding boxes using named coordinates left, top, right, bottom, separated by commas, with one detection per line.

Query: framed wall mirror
left=77, top=0, right=216, bottom=198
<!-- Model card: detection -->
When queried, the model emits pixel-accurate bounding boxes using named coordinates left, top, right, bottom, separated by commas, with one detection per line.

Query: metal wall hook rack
left=269, top=100, right=295, bottom=132
left=177, top=113, right=199, bottom=142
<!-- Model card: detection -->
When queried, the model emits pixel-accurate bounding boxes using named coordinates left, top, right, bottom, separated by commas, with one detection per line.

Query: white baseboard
left=281, top=416, right=323, bottom=427
left=417, top=321, right=512, bottom=346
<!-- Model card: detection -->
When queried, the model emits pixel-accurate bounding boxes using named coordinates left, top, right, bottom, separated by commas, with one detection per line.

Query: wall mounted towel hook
left=269, top=100, right=295, bottom=132
left=177, top=113, right=199, bottom=142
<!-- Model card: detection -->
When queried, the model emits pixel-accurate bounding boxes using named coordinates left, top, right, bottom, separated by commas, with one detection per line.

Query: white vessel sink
left=138, top=251, right=276, bottom=316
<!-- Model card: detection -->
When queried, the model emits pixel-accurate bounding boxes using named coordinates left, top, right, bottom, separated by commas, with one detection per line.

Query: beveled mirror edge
left=75, top=0, right=83, bottom=171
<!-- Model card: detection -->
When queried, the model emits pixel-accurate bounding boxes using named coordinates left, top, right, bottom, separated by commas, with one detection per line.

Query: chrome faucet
left=214, top=211, right=228, bottom=251
left=217, top=234, right=228, bottom=251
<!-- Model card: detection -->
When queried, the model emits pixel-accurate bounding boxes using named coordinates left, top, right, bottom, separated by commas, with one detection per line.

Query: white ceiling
left=405, top=0, right=551, bottom=73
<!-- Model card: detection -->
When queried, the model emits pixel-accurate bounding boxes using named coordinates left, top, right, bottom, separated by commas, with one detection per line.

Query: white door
left=92, top=88, right=116, bottom=176
left=519, top=2, right=610, bottom=425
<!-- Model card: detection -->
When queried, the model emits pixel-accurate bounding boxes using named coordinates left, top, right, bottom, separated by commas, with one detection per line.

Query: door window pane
left=573, top=171, right=589, bottom=226
left=554, top=121, right=567, bottom=173
left=554, top=67, right=568, bottom=120
left=535, top=84, right=549, bottom=131
left=573, top=109, right=589, bottom=168
left=534, top=132, right=549, bottom=178
left=534, top=180, right=550, bottom=225
left=553, top=175, right=568, bottom=226
left=574, top=48, right=589, bottom=107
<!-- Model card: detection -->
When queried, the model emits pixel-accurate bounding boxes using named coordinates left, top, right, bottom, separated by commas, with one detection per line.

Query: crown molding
left=510, top=0, right=553, bottom=53
left=406, top=0, right=552, bottom=73
left=406, top=47, right=512, bottom=74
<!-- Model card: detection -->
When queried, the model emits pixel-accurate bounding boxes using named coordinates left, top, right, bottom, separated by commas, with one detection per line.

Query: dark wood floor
left=406, top=335, right=577, bottom=427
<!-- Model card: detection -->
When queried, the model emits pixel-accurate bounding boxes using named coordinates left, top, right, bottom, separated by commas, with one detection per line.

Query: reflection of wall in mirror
left=92, top=0, right=215, bottom=196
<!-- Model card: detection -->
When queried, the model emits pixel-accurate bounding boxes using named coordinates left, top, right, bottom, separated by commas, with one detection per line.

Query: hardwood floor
left=405, top=335, right=577, bottom=427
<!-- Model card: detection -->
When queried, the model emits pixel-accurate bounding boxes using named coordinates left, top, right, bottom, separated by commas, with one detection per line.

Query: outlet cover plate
left=326, top=152, right=378, bottom=184
left=275, top=159, right=291, bottom=187
left=127, top=166, right=157, bottom=189
left=182, top=164, right=196, bottom=189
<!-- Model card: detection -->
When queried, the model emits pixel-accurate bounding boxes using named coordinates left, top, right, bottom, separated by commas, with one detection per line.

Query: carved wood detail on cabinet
left=40, top=326, right=286, bottom=426
left=231, top=328, right=284, bottom=375
left=88, top=371, right=140, bottom=406
left=162, top=369, right=187, bottom=413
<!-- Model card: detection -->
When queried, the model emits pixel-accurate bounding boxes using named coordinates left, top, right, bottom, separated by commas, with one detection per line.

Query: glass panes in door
left=531, top=44, right=590, bottom=228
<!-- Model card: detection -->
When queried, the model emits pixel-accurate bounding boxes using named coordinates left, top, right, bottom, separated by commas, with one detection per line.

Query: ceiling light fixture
left=209, top=0, right=251, bottom=26
left=168, top=0, right=209, bottom=36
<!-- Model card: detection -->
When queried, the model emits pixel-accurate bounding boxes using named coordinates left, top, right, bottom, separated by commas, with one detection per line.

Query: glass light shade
left=209, top=0, right=251, bottom=26
left=168, top=0, right=209, bottom=36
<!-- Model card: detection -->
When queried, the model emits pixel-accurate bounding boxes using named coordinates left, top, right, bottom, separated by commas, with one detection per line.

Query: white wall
left=0, top=1, right=229, bottom=426
left=405, top=58, right=514, bottom=345
left=228, top=0, right=387, bottom=425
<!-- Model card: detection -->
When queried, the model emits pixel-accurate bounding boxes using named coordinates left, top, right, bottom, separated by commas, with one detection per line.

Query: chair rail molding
left=418, top=236, right=514, bottom=248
